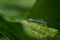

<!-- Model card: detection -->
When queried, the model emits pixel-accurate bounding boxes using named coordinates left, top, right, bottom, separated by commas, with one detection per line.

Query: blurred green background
left=0, top=0, right=60, bottom=40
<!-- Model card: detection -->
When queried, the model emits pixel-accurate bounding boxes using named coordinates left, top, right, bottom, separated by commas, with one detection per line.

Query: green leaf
left=0, top=16, right=34, bottom=40
left=0, top=0, right=36, bottom=22
left=21, top=20, right=58, bottom=39
left=29, top=0, right=60, bottom=31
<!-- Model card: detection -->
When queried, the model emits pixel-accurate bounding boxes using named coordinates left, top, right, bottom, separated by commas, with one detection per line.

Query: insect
left=27, top=18, right=47, bottom=25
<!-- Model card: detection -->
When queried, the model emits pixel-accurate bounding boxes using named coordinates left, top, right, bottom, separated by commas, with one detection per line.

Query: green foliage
left=21, top=20, right=58, bottom=39
left=29, top=0, right=60, bottom=31
left=0, top=16, right=35, bottom=40
left=0, top=0, right=36, bottom=22
left=0, top=0, right=60, bottom=40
